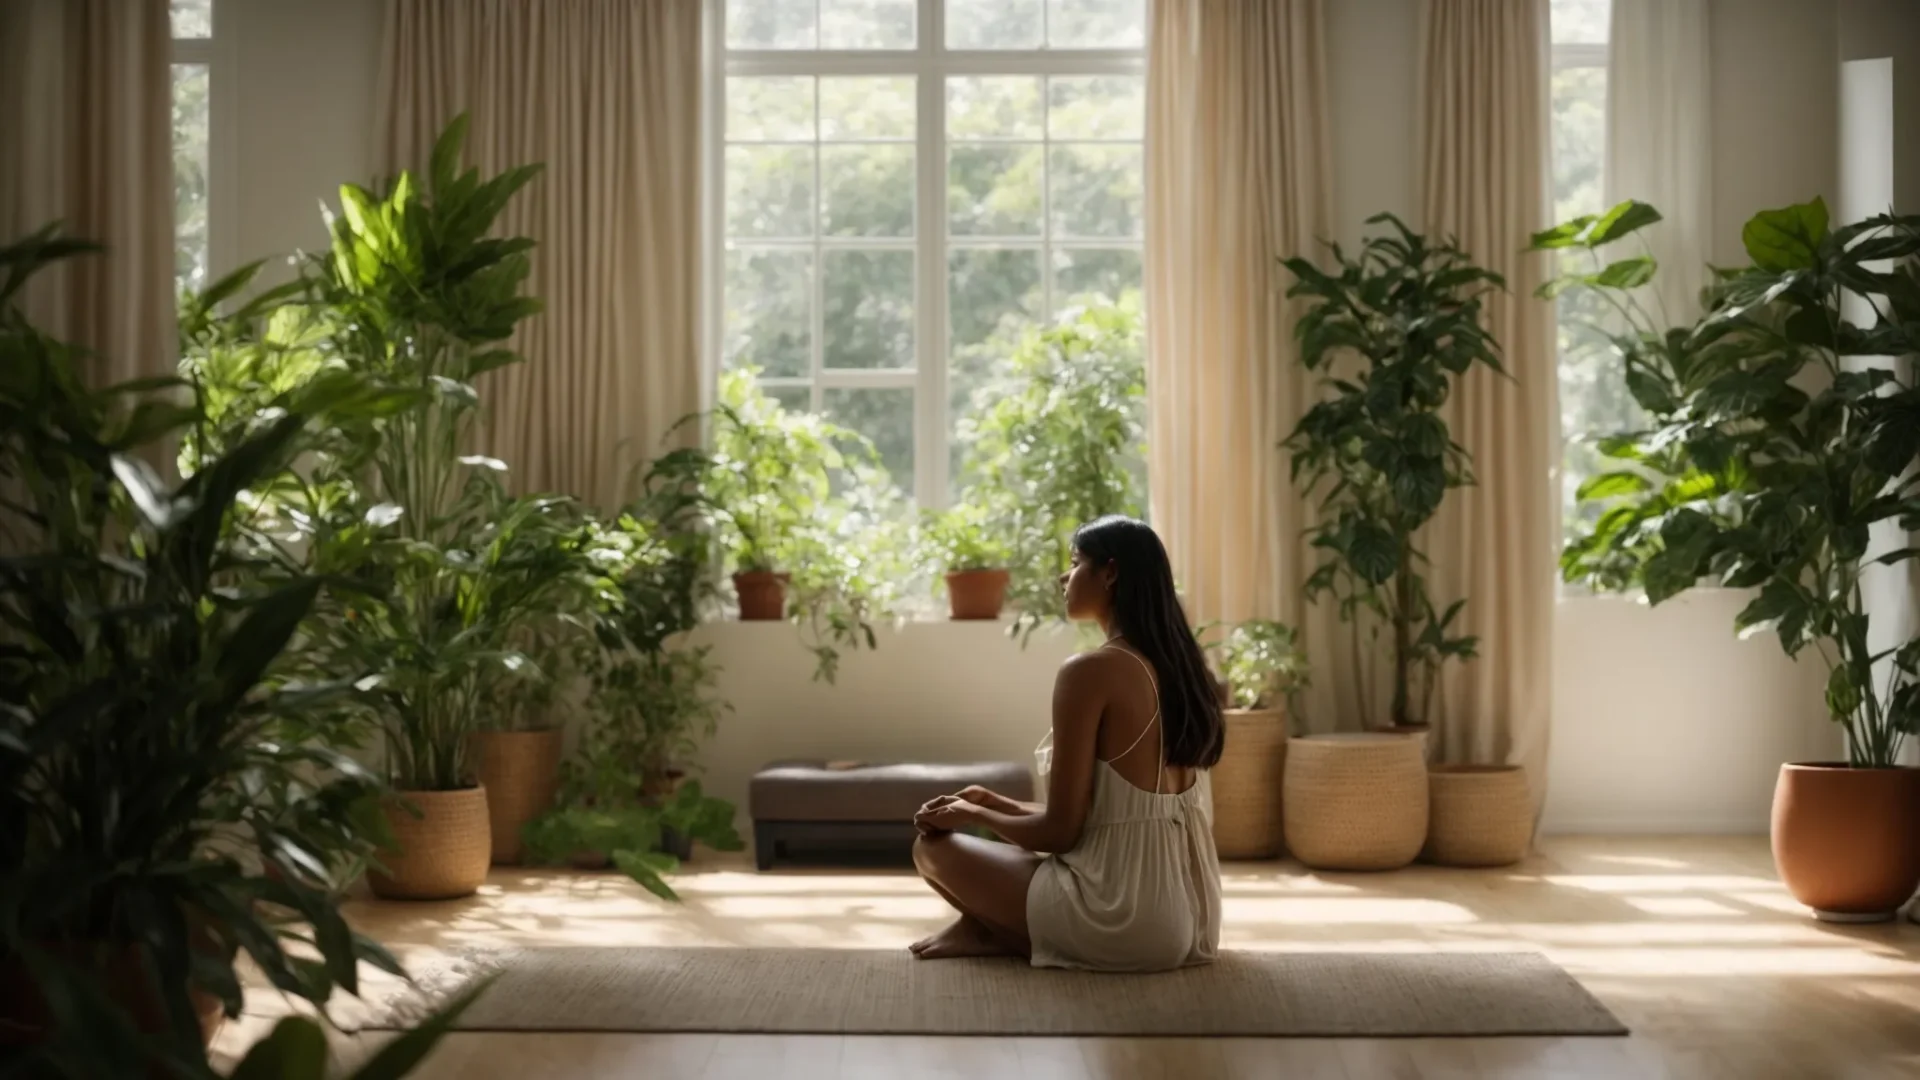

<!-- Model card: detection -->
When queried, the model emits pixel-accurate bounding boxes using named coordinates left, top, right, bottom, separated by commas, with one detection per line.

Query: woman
left=910, top=515, right=1224, bottom=971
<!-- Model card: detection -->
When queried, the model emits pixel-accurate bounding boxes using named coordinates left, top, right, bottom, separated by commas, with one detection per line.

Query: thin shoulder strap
left=1101, top=644, right=1163, bottom=789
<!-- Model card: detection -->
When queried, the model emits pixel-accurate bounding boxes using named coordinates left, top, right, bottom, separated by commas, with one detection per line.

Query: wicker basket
left=1282, top=733, right=1429, bottom=871
left=1424, top=764, right=1533, bottom=867
left=368, top=786, right=492, bottom=900
left=1211, top=708, right=1289, bottom=859
left=469, top=728, right=563, bottom=865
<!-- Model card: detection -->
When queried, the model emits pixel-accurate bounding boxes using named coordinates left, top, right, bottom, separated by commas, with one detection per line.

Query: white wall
left=219, top=0, right=1867, bottom=834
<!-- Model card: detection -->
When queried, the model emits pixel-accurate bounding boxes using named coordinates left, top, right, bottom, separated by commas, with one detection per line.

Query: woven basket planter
left=1211, top=708, right=1289, bottom=859
left=1282, top=733, right=1429, bottom=871
left=369, top=786, right=492, bottom=900
left=469, top=728, right=563, bottom=865
left=1423, top=765, right=1534, bottom=867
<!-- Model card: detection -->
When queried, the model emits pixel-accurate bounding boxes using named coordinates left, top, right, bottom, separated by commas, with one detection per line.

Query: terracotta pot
left=1771, top=762, right=1920, bottom=922
left=368, top=786, right=493, bottom=901
left=468, top=728, right=563, bottom=865
left=944, top=568, right=1011, bottom=620
left=1211, top=708, right=1289, bottom=859
left=1423, top=764, right=1533, bottom=867
left=732, top=571, right=789, bottom=621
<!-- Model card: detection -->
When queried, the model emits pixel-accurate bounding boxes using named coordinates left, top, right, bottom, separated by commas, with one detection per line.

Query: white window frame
left=703, top=0, right=1147, bottom=507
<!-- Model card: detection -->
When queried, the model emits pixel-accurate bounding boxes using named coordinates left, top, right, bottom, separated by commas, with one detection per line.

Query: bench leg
left=754, top=822, right=777, bottom=871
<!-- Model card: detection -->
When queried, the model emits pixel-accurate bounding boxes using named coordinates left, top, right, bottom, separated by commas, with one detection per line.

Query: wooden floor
left=211, top=836, right=1920, bottom=1078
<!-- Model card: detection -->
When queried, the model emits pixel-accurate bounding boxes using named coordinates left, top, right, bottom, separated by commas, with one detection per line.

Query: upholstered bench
left=749, top=760, right=1035, bottom=870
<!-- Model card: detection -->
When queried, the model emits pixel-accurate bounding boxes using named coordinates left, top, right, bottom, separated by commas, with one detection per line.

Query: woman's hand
left=914, top=794, right=961, bottom=836
left=914, top=797, right=979, bottom=836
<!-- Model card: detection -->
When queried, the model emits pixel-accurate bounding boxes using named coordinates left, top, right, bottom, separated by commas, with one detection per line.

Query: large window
left=171, top=0, right=213, bottom=298
left=1549, top=0, right=1630, bottom=529
left=714, top=0, right=1147, bottom=504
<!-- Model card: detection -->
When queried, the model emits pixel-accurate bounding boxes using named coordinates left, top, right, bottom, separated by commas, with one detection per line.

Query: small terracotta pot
left=733, top=571, right=789, bottom=621
left=945, top=568, right=1011, bottom=620
left=368, top=786, right=493, bottom=901
left=1771, top=762, right=1920, bottom=922
left=468, top=728, right=564, bottom=865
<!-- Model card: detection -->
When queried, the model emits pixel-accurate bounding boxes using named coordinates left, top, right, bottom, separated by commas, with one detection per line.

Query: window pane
left=767, top=385, right=813, bottom=414
left=1054, top=247, right=1141, bottom=312
left=948, top=145, right=1043, bottom=237
left=950, top=248, right=1044, bottom=351
left=170, top=0, right=212, bottom=38
left=1048, top=0, right=1145, bottom=48
left=1049, top=145, right=1144, bottom=238
left=821, top=0, right=916, bottom=49
left=947, top=0, right=1043, bottom=50
left=948, top=77, right=1043, bottom=140
left=824, top=387, right=915, bottom=489
left=727, top=77, right=814, bottom=140
left=1048, top=76, right=1144, bottom=139
left=824, top=250, right=914, bottom=368
left=820, top=77, right=915, bottom=140
left=1550, top=0, right=1610, bottom=44
left=726, top=146, right=814, bottom=238
left=725, top=248, right=812, bottom=378
left=822, top=145, right=914, bottom=237
left=172, top=63, right=210, bottom=297
left=727, top=0, right=815, bottom=48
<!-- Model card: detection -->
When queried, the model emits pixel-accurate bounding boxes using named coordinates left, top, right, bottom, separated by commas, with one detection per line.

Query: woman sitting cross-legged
left=910, top=515, right=1224, bottom=971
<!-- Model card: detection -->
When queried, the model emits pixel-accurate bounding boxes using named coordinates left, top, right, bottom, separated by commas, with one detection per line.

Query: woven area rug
left=351, top=947, right=1627, bottom=1038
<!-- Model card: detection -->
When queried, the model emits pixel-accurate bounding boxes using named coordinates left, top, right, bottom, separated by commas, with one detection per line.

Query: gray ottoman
left=749, top=760, right=1035, bottom=869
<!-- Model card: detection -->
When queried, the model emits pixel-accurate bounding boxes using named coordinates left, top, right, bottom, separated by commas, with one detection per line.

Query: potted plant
left=1280, top=215, right=1498, bottom=737
left=1199, top=621, right=1310, bottom=858
left=275, top=115, right=550, bottom=900
left=668, top=370, right=904, bottom=681
left=0, top=228, right=405, bottom=1075
left=921, top=503, right=1014, bottom=620
left=957, top=298, right=1146, bottom=644
left=1546, top=198, right=1920, bottom=918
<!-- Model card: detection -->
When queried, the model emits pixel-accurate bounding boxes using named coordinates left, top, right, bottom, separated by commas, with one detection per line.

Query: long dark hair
left=1073, top=516, right=1224, bottom=769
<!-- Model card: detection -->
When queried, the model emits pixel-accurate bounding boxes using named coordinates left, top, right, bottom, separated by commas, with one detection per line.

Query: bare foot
left=909, top=917, right=1008, bottom=960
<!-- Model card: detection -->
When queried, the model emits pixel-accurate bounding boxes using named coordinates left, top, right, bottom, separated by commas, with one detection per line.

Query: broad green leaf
left=1576, top=471, right=1651, bottom=501
left=228, top=1015, right=329, bottom=1080
left=1592, top=255, right=1657, bottom=290
left=1529, top=214, right=1597, bottom=250
left=1583, top=200, right=1664, bottom=247
left=1741, top=199, right=1829, bottom=272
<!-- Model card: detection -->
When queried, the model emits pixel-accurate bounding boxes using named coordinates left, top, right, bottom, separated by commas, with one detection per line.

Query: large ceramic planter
left=1283, top=733, right=1429, bottom=871
left=368, top=786, right=492, bottom=901
left=468, top=728, right=563, bottom=865
left=1771, top=762, right=1920, bottom=922
left=1423, top=764, right=1533, bottom=867
left=733, top=571, right=789, bottom=621
left=945, top=569, right=1010, bottom=620
left=1211, top=708, right=1289, bottom=859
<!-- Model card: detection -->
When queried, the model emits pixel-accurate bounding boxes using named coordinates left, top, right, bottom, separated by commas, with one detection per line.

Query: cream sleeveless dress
left=1025, top=646, right=1223, bottom=972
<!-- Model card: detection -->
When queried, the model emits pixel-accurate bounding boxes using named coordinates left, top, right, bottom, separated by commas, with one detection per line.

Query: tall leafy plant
left=1548, top=198, right=1920, bottom=767
left=0, top=227, right=404, bottom=1077
left=1200, top=620, right=1311, bottom=714
left=1280, top=214, right=1502, bottom=729
left=958, top=297, right=1146, bottom=643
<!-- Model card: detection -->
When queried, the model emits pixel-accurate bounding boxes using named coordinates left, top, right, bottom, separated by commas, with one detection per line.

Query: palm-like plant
left=0, top=227, right=403, bottom=1077
left=1280, top=214, right=1502, bottom=730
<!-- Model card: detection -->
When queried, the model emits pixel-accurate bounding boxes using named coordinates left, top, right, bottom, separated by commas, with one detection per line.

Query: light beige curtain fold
left=0, top=0, right=175, bottom=390
left=1145, top=0, right=1356, bottom=731
left=375, top=0, right=704, bottom=509
left=1416, top=0, right=1558, bottom=790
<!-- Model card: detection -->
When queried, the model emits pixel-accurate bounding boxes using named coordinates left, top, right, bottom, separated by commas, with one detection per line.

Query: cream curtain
left=375, top=0, right=704, bottom=509
left=1144, top=0, right=1355, bottom=730
left=1416, top=0, right=1558, bottom=785
left=0, top=0, right=175, bottom=390
left=1606, top=0, right=1712, bottom=326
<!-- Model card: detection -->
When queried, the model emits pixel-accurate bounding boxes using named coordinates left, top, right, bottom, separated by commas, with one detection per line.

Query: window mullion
left=916, top=10, right=946, bottom=507
left=811, top=74, right=825, bottom=414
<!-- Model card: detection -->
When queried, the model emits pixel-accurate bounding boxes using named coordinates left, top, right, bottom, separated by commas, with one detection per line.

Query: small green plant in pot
left=1280, top=213, right=1500, bottom=735
left=1543, top=198, right=1920, bottom=918
left=921, top=502, right=1014, bottom=620
left=668, top=369, right=903, bottom=682
left=958, top=298, right=1146, bottom=645
left=1197, top=621, right=1310, bottom=859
